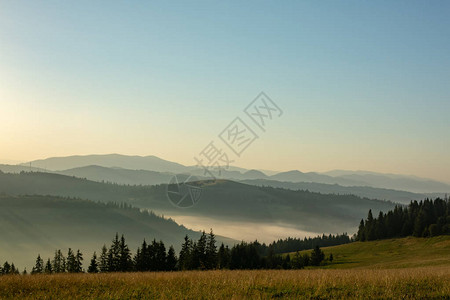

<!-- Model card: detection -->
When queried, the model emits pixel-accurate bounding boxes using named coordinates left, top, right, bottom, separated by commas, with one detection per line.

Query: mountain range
left=14, top=154, right=448, bottom=193
left=2, top=153, right=446, bottom=268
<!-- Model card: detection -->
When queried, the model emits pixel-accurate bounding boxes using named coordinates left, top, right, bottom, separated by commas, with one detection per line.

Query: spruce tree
left=178, top=235, right=193, bottom=270
left=217, top=243, right=229, bottom=269
left=118, top=234, right=132, bottom=272
left=155, top=241, right=167, bottom=271
left=134, top=247, right=143, bottom=271
left=366, top=210, right=376, bottom=241
left=10, top=263, right=19, bottom=275
left=166, top=246, right=177, bottom=271
left=282, top=254, right=291, bottom=269
left=205, top=229, right=218, bottom=269
left=193, top=231, right=207, bottom=269
left=66, top=248, right=76, bottom=273
left=32, top=254, right=44, bottom=274
left=99, top=245, right=109, bottom=272
left=357, top=219, right=366, bottom=241
left=75, top=250, right=83, bottom=273
left=52, top=249, right=66, bottom=273
left=88, top=252, right=99, bottom=273
left=44, top=258, right=53, bottom=274
left=310, top=246, right=325, bottom=266
left=2, top=262, right=11, bottom=274
left=108, top=233, right=121, bottom=272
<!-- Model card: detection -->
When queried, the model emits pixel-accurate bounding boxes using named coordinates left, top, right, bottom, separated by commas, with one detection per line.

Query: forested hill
left=0, top=194, right=235, bottom=269
left=240, top=179, right=431, bottom=204
left=357, top=198, right=450, bottom=241
left=0, top=172, right=396, bottom=235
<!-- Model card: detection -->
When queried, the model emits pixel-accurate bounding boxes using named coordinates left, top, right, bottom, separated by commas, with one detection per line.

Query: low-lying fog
left=169, top=214, right=323, bottom=244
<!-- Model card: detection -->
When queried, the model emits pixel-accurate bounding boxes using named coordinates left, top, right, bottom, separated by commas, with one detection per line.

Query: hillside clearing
left=289, top=236, right=450, bottom=269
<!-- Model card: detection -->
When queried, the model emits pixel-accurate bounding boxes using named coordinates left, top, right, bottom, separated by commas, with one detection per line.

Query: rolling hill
left=0, top=171, right=396, bottom=235
left=0, top=194, right=235, bottom=270
left=1, top=163, right=439, bottom=204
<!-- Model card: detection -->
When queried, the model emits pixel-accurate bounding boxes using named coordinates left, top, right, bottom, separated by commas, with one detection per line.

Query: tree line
left=1, top=230, right=332, bottom=275
left=357, top=197, right=450, bottom=241
left=266, top=234, right=350, bottom=254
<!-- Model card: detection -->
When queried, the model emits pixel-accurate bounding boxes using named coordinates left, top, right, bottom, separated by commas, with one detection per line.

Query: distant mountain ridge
left=24, top=154, right=187, bottom=173
left=13, top=154, right=450, bottom=193
left=58, top=165, right=173, bottom=186
left=2, top=165, right=434, bottom=203
left=240, top=179, right=433, bottom=205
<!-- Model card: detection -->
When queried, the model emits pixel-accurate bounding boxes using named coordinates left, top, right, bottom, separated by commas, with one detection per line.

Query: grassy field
left=0, top=267, right=449, bottom=299
left=1, top=237, right=449, bottom=299
left=289, top=235, right=450, bottom=269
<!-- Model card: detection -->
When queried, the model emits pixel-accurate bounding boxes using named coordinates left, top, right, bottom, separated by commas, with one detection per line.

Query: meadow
left=0, top=267, right=449, bottom=299
left=1, top=236, right=449, bottom=299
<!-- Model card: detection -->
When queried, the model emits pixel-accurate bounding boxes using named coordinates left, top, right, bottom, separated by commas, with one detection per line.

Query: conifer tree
left=108, top=233, right=121, bottom=272
left=52, top=249, right=66, bottom=273
left=10, top=263, right=19, bottom=275
left=88, top=252, right=99, bottom=273
left=118, top=234, right=132, bottom=272
left=205, top=229, right=218, bottom=269
left=166, top=246, right=177, bottom=271
left=178, top=235, right=193, bottom=270
left=32, top=254, right=44, bottom=274
left=66, top=248, right=76, bottom=273
left=134, top=247, right=143, bottom=271
left=310, top=246, right=325, bottom=266
left=155, top=241, right=167, bottom=271
left=75, top=250, right=83, bottom=273
left=357, top=219, right=365, bottom=241
left=217, top=243, right=231, bottom=269
left=99, top=245, right=109, bottom=272
left=2, top=262, right=11, bottom=274
left=366, top=210, right=376, bottom=241
left=193, top=231, right=207, bottom=269
left=44, top=258, right=53, bottom=274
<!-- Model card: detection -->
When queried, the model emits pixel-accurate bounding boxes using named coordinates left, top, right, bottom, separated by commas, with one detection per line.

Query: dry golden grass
left=0, top=266, right=449, bottom=299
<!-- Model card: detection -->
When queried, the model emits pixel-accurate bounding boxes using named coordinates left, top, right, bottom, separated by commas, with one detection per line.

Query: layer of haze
left=1, top=1, right=449, bottom=182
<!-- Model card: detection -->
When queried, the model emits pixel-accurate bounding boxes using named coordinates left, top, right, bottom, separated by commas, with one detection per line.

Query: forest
left=357, top=197, right=450, bottom=241
left=0, top=231, right=332, bottom=275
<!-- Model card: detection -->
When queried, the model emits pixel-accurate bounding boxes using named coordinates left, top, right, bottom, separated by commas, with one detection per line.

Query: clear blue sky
left=1, top=1, right=449, bottom=181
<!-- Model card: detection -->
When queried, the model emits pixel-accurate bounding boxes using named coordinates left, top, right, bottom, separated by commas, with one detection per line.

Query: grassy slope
left=291, top=236, right=450, bottom=269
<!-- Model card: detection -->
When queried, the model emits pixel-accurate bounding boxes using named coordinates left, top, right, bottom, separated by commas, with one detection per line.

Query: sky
left=1, top=1, right=449, bottom=182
